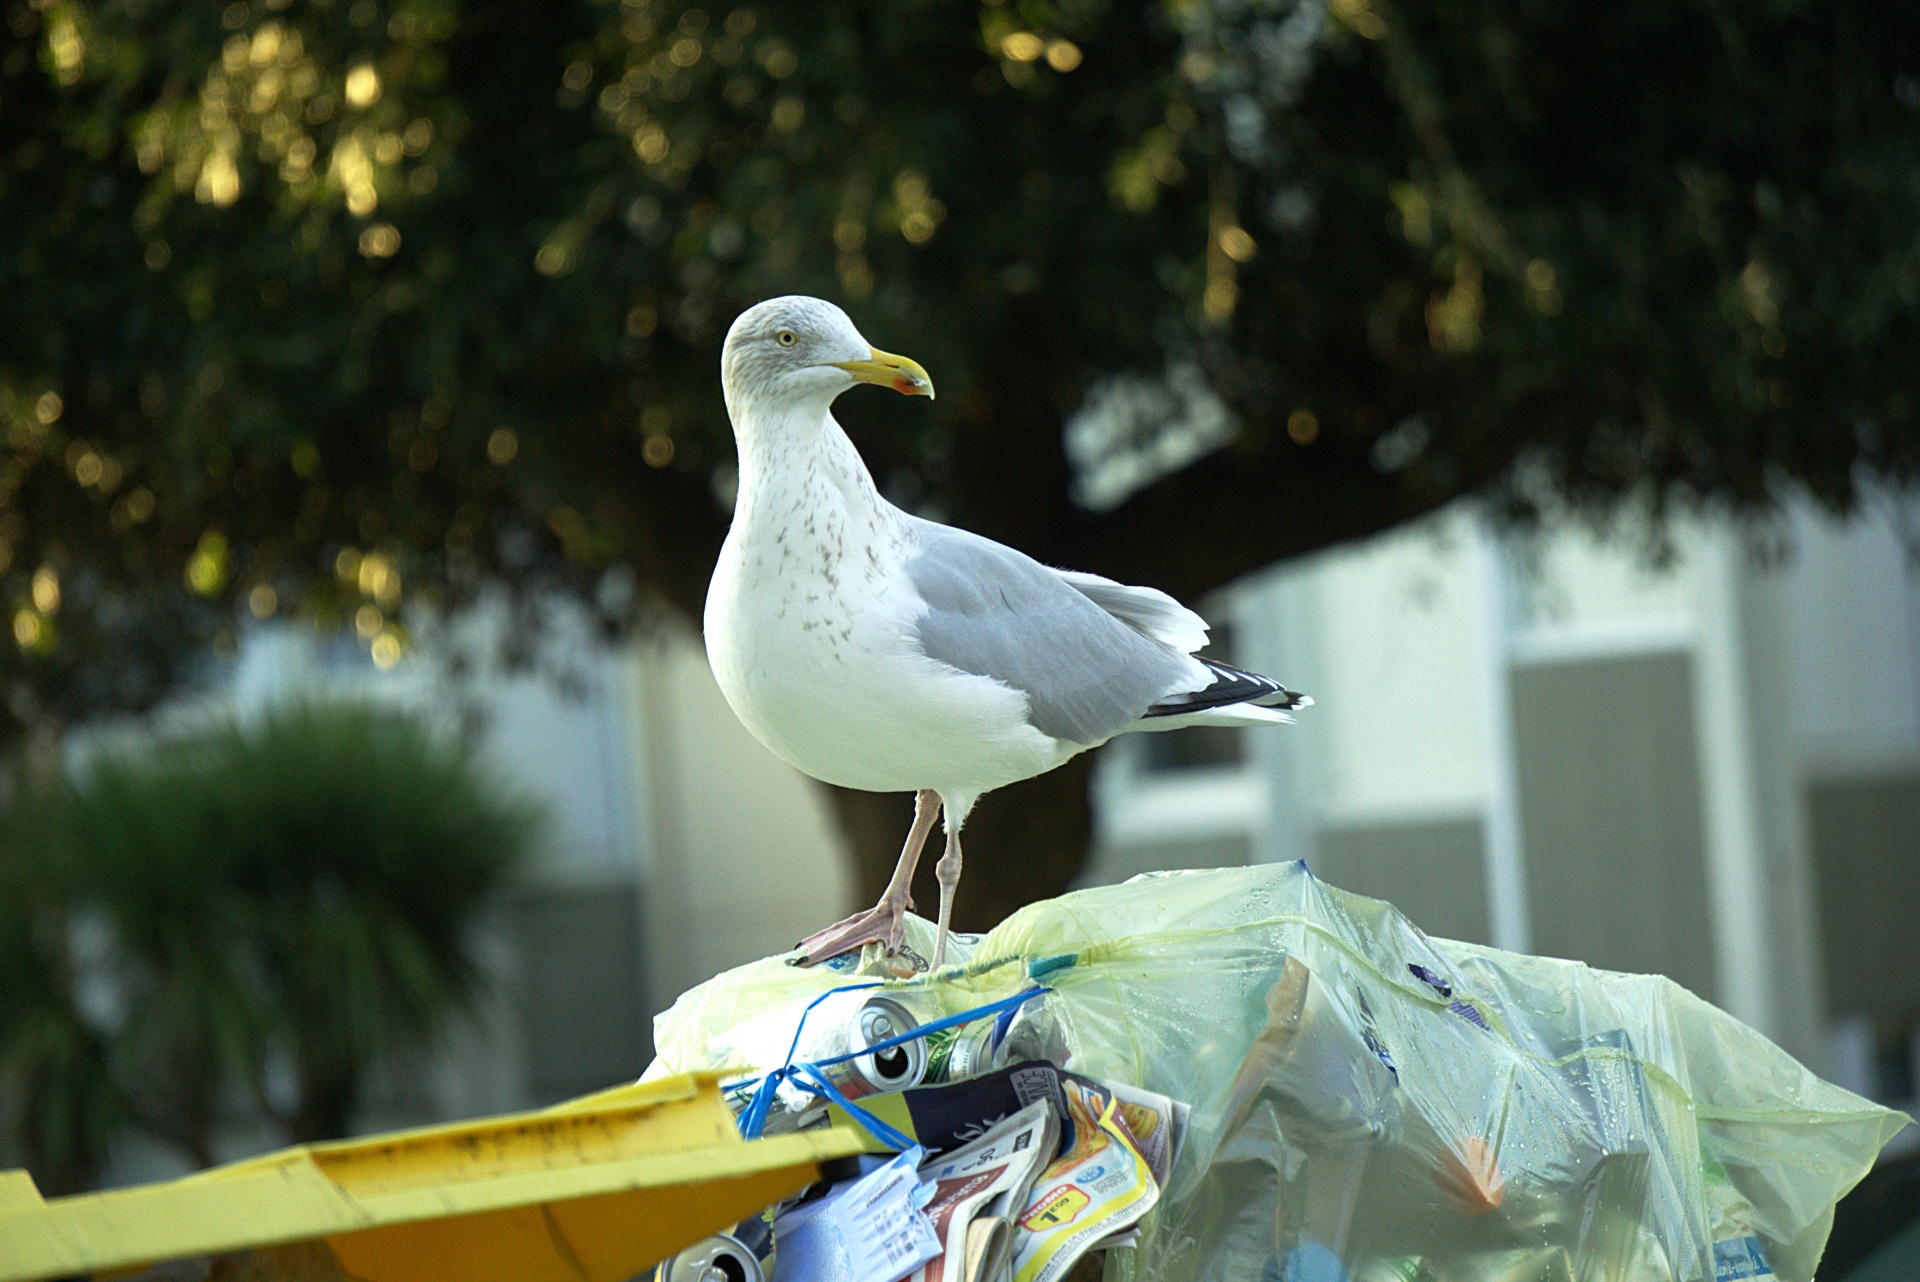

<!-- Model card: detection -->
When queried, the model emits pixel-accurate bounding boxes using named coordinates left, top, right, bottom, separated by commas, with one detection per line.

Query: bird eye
left=776, top=329, right=797, bottom=347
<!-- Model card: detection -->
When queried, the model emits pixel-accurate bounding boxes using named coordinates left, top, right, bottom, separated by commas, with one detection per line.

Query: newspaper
left=909, top=1101, right=1057, bottom=1282
left=1010, top=1085, right=1161, bottom=1282
left=805, top=1060, right=1188, bottom=1279
left=1058, top=1071, right=1187, bottom=1190
left=823, top=1060, right=1188, bottom=1181
left=966, top=1217, right=1012, bottom=1280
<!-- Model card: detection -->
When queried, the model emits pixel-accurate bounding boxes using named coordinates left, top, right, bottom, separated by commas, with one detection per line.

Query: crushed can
left=997, top=994, right=1072, bottom=1067
left=793, top=991, right=927, bottom=1099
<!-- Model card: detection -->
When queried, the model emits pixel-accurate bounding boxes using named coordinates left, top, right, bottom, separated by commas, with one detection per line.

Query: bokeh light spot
left=345, top=64, right=382, bottom=108
left=31, top=567, right=60, bottom=615
left=1001, top=33, right=1044, bottom=62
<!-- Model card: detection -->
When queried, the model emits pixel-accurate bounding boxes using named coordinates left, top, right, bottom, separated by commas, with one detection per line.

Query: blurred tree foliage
left=3, top=0, right=1917, bottom=909
left=0, top=702, right=535, bottom=1191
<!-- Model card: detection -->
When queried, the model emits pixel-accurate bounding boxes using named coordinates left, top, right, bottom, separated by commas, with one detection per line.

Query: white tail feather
left=1127, top=702, right=1297, bottom=732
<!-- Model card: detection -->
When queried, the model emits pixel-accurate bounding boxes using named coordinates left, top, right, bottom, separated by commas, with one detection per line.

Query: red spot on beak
left=894, top=376, right=915, bottom=394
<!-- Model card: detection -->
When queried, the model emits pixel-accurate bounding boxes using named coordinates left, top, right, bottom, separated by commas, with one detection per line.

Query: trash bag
left=645, top=864, right=1911, bottom=1282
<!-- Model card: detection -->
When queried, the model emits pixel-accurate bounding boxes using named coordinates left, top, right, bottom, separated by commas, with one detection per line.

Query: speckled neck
left=727, top=399, right=905, bottom=589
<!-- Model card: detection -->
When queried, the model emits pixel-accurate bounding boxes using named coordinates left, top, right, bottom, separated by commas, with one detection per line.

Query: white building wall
left=627, top=624, right=854, bottom=1018
left=1298, top=512, right=1485, bottom=828
left=1090, top=494, right=1920, bottom=1092
left=1787, top=498, right=1920, bottom=778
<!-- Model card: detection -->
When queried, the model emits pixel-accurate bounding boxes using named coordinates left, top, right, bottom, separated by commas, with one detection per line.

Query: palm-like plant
left=0, top=806, right=124, bottom=1195
left=60, top=752, right=267, bottom=1169
left=211, top=704, right=539, bottom=1141
left=0, top=701, right=538, bottom=1184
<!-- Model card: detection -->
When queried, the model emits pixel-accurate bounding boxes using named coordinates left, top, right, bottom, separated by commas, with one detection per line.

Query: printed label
left=1712, top=1236, right=1776, bottom=1282
left=1021, top=1186, right=1090, bottom=1230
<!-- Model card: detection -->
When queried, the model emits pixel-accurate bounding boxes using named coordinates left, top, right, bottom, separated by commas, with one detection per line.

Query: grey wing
left=904, top=519, right=1209, bottom=746
left=1052, top=569, right=1211, bottom=653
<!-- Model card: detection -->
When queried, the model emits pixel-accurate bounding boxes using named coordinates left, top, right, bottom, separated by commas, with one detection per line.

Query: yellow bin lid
left=0, top=1073, right=861, bottom=1282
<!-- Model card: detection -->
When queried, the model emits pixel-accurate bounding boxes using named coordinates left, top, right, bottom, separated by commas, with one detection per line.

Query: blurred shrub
left=0, top=796, right=122, bottom=1196
left=0, top=702, right=538, bottom=1191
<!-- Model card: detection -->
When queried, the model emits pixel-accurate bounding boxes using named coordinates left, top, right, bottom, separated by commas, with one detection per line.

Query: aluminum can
left=794, top=991, right=927, bottom=1098
left=924, top=994, right=1075, bottom=1083
left=652, top=1232, right=764, bottom=1282
left=923, top=1017, right=999, bottom=1083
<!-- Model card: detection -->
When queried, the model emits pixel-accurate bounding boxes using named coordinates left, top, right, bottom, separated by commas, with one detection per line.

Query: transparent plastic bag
left=646, top=864, right=1910, bottom=1282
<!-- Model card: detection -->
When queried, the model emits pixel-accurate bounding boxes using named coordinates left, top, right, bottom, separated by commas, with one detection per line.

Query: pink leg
left=932, top=826, right=963, bottom=968
left=796, top=790, right=941, bottom=966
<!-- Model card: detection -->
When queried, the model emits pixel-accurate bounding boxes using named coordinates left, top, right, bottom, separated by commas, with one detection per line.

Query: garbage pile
left=644, top=865, right=1910, bottom=1282
left=656, top=986, right=1173, bottom=1282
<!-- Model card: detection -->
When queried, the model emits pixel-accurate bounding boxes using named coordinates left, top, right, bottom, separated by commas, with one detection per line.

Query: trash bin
left=0, top=1073, right=866, bottom=1282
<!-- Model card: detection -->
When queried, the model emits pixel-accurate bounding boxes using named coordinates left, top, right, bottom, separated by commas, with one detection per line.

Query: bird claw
left=794, top=899, right=910, bottom=967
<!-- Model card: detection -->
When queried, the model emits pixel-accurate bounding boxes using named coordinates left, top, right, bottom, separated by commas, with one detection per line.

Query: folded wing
left=1051, top=570, right=1210, bottom=654
left=904, top=520, right=1209, bottom=746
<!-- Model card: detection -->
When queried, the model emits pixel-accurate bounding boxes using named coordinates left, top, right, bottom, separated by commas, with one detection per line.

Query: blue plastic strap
left=739, top=981, right=881, bottom=1141
left=736, top=984, right=1050, bottom=1144
left=785, top=1062, right=920, bottom=1151
left=831, top=986, right=1048, bottom=1071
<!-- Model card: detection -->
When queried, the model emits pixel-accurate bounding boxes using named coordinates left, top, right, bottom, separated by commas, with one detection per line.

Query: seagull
left=704, top=297, right=1309, bottom=967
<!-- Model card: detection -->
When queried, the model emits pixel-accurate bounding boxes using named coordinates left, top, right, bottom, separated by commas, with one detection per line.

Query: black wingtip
left=1145, top=659, right=1310, bottom=718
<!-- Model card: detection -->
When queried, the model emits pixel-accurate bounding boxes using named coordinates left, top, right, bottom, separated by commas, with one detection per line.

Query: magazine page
left=909, top=1101, right=1057, bottom=1282
left=1059, top=1071, right=1185, bottom=1190
left=1011, top=1088, right=1161, bottom=1282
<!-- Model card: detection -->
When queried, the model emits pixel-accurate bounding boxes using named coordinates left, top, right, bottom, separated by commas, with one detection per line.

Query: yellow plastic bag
left=647, top=864, right=1910, bottom=1282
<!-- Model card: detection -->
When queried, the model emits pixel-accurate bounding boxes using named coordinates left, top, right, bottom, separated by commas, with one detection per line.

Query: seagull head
left=721, top=296, right=935, bottom=422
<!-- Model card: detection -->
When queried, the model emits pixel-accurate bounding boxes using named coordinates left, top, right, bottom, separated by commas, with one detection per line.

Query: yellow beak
left=832, top=347, right=936, bottom=400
